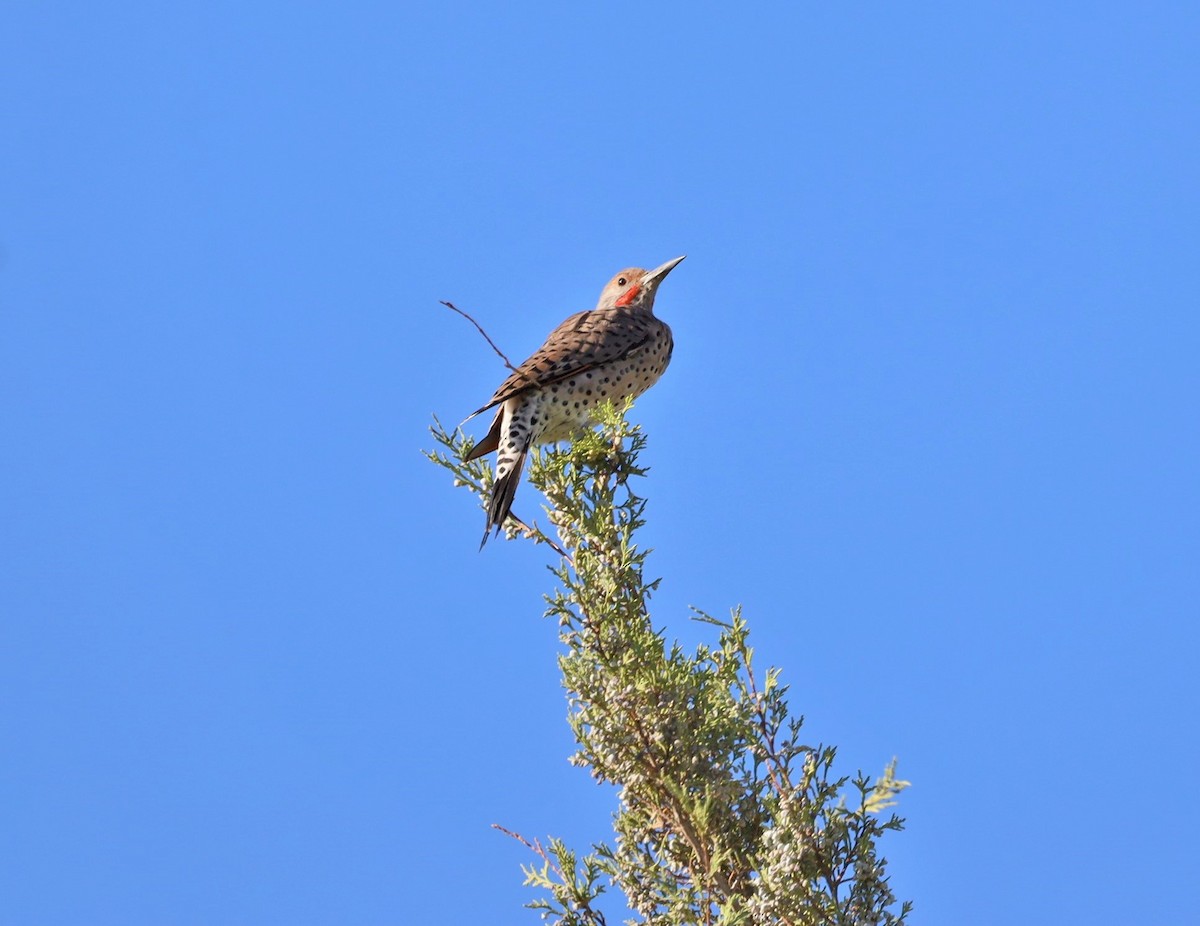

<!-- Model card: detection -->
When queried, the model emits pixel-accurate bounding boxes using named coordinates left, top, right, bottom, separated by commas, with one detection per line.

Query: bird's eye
left=618, top=277, right=627, bottom=286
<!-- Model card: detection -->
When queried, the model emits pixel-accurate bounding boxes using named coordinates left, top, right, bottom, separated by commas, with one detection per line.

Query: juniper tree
left=426, top=402, right=910, bottom=926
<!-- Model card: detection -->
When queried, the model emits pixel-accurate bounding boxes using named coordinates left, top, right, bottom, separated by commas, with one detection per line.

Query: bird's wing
left=464, top=308, right=652, bottom=420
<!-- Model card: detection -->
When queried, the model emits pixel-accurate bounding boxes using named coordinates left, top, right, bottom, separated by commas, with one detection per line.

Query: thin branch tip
left=439, top=299, right=522, bottom=377
left=440, top=299, right=544, bottom=392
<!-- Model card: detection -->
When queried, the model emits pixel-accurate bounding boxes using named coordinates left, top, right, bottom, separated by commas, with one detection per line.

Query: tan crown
left=595, top=256, right=685, bottom=310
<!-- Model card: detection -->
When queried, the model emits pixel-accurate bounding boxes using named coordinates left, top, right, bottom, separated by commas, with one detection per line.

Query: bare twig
left=507, top=510, right=575, bottom=566
left=440, top=300, right=539, bottom=387
left=492, top=823, right=549, bottom=857
left=491, top=825, right=608, bottom=926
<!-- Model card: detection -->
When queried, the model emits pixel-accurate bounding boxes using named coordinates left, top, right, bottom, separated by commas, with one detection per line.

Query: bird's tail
left=481, top=443, right=528, bottom=548
left=463, top=408, right=502, bottom=462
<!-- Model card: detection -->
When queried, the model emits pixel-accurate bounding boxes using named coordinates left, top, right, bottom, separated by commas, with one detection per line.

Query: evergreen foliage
left=426, top=403, right=910, bottom=926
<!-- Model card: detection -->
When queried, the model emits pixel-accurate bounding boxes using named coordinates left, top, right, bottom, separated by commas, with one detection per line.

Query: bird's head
left=596, top=255, right=686, bottom=310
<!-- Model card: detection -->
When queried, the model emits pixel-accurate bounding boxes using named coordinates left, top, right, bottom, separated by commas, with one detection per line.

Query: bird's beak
left=644, top=255, right=686, bottom=285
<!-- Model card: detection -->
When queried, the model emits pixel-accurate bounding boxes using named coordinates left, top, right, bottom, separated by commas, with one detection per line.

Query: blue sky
left=2, top=2, right=1197, bottom=923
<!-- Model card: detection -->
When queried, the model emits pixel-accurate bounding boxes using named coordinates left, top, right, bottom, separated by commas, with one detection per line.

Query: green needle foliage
left=426, top=402, right=911, bottom=926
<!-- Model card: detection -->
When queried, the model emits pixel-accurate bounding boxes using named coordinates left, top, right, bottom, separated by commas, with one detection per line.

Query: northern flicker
left=463, top=255, right=685, bottom=544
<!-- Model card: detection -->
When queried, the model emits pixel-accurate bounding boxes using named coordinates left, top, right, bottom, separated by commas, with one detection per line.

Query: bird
left=463, top=256, right=685, bottom=544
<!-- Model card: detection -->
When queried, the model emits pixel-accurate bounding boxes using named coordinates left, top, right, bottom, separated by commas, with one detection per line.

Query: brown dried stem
left=439, top=300, right=538, bottom=389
